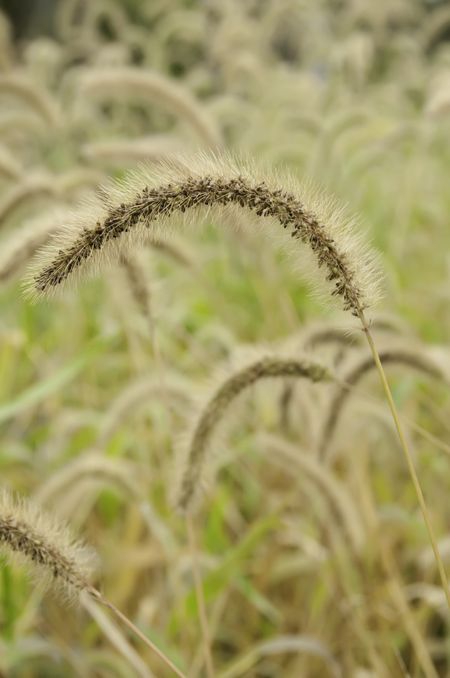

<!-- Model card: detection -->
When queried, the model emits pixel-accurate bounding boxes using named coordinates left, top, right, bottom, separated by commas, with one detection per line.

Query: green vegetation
left=0, top=0, right=449, bottom=675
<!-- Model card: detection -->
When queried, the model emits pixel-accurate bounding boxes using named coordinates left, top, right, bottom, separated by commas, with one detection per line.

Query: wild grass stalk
left=26, top=151, right=450, bottom=612
left=358, top=324, right=450, bottom=611
left=27, top=153, right=380, bottom=312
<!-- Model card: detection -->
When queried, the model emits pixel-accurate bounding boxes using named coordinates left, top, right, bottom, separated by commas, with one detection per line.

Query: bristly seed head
left=0, top=489, right=96, bottom=600
left=27, top=153, right=381, bottom=316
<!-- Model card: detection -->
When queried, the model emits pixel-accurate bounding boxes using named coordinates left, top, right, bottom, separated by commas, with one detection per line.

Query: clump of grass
left=174, top=352, right=332, bottom=512
left=26, top=151, right=450, bottom=611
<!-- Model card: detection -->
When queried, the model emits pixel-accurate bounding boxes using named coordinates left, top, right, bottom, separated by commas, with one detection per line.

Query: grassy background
left=0, top=0, right=450, bottom=676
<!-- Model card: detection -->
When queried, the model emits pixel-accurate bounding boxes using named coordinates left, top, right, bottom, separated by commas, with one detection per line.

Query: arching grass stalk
left=358, top=312, right=450, bottom=611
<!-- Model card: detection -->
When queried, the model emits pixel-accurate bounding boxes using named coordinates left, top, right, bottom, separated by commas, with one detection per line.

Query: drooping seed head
left=26, top=152, right=382, bottom=318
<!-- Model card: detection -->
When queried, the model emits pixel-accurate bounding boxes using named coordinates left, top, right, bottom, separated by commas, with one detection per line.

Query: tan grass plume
left=27, top=152, right=381, bottom=317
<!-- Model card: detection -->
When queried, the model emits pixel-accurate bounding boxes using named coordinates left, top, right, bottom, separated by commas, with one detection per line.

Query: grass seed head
left=27, top=152, right=382, bottom=318
left=0, top=489, right=96, bottom=601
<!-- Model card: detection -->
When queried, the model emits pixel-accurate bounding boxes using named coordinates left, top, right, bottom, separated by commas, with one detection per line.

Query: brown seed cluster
left=34, top=175, right=366, bottom=316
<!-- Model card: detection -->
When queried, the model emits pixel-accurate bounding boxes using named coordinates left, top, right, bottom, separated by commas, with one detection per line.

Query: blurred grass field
left=0, top=0, right=450, bottom=676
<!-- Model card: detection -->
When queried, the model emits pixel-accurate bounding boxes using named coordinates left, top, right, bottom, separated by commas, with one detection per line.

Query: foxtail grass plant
left=0, top=489, right=186, bottom=677
left=26, top=152, right=450, bottom=610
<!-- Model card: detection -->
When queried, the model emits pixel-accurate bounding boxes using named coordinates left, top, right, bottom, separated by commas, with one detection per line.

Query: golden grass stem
left=186, top=514, right=215, bottom=678
left=90, top=587, right=187, bottom=678
left=359, top=311, right=450, bottom=612
left=82, top=594, right=152, bottom=678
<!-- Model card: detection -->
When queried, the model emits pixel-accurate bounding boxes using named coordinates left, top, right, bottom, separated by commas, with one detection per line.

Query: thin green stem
left=359, top=311, right=450, bottom=611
